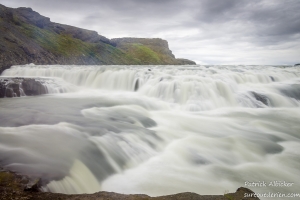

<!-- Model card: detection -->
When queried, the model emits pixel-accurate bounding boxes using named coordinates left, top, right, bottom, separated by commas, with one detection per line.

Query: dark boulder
left=24, top=178, right=41, bottom=192
left=0, top=79, right=20, bottom=98
left=0, top=78, right=47, bottom=98
left=8, top=82, right=21, bottom=97
left=22, top=79, right=47, bottom=95
left=5, top=88, right=13, bottom=97
left=0, top=80, right=7, bottom=98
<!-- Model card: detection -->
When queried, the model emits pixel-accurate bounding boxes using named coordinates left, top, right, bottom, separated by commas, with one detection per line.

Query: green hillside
left=0, top=4, right=195, bottom=74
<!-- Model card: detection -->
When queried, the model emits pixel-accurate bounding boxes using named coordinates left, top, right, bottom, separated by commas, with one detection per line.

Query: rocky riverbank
left=0, top=170, right=259, bottom=200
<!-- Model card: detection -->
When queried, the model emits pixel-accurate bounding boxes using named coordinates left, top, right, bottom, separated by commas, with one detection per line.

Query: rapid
left=0, top=64, right=300, bottom=199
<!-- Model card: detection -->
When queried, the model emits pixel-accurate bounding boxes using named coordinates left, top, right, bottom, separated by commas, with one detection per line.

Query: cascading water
left=0, top=64, right=300, bottom=199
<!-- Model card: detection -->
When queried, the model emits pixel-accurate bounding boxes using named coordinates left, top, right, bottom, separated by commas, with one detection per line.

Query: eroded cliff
left=0, top=4, right=196, bottom=74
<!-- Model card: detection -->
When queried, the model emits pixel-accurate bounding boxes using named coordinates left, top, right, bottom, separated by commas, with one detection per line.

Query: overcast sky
left=1, top=0, right=300, bottom=65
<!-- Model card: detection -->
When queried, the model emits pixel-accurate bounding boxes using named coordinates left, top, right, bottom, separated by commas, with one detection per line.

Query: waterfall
left=0, top=64, right=299, bottom=199
left=2, top=64, right=300, bottom=110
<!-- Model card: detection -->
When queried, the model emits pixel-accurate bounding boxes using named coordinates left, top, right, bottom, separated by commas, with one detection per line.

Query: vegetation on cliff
left=0, top=4, right=195, bottom=74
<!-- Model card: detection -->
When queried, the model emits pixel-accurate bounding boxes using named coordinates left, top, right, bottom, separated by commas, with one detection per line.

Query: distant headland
left=0, top=4, right=196, bottom=74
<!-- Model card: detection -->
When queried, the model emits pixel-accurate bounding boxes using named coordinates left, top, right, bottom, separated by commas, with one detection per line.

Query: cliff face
left=111, top=38, right=178, bottom=65
left=0, top=4, right=196, bottom=74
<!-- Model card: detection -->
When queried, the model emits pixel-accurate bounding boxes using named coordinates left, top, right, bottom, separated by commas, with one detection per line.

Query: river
left=0, top=65, right=299, bottom=199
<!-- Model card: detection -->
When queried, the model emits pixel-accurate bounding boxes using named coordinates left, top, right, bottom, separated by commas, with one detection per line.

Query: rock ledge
left=0, top=170, right=259, bottom=200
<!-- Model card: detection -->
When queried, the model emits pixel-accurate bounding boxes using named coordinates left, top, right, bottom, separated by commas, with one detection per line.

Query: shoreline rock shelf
left=0, top=170, right=260, bottom=200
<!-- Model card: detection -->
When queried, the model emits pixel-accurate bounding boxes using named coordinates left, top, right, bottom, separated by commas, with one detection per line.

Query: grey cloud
left=243, top=1, right=300, bottom=36
left=193, top=0, right=249, bottom=23
left=0, top=0, right=299, bottom=64
left=191, top=0, right=300, bottom=36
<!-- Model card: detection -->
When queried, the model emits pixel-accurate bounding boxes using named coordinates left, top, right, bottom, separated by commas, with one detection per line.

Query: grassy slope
left=12, top=15, right=176, bottom=65
left=115, top=41, right=180, bottom=65
left=18, top=22, right=140, bottom=65
left=119, top=43, right=161, bottom=64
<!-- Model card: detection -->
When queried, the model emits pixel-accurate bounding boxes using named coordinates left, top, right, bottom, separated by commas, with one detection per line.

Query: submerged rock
left=280, top=84, right=300, bottom=100
left=134, top=79, right=139, bottom=91
left=251, top=91, right=270, bottom=106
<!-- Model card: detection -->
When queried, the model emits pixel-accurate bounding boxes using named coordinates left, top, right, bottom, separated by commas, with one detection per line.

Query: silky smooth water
left=1, top=64, right=300, bottom=199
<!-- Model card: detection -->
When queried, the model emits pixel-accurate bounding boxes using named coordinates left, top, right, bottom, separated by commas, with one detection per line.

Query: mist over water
left=1, top=64, right=300, bottom=199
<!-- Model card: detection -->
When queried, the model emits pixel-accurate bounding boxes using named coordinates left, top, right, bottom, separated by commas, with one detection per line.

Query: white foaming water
left=1, top=64, right=300, bottom=199
left=3, top=64, right=300, bottom=110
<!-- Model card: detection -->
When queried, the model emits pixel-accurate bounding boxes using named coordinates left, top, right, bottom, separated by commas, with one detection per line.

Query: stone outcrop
left=12, top=7, right=51, bottom=28
left=0, top=4, right=196, bottom=74
left=21, top=79, right=47, bottom=95
left=0, top=78, right=47, bottom=98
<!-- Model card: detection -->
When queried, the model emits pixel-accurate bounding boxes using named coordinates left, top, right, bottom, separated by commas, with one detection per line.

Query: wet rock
left=22, top=79, right=47, bottom=96
left=140, top=118, right=157, bottom=128
left=0, top=78, right=47, bottom=98
left=0, top=168, right=263, bottom=200
left=251, top=92, right=270, bottom=106
left=134, top=79, right=139, bottom=91
left=5, top=88, right=13, bottom=97
left=0, top=81, right=7, bottom=98
left=0, top=79, right=19, bottom=98
left=280, top=84, right=300, bottom=100
left=24, top=178, right=40, bottom=192
left=8, top=82, right=21, bottom=97
left=0, top=170, right=261, bottom=200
